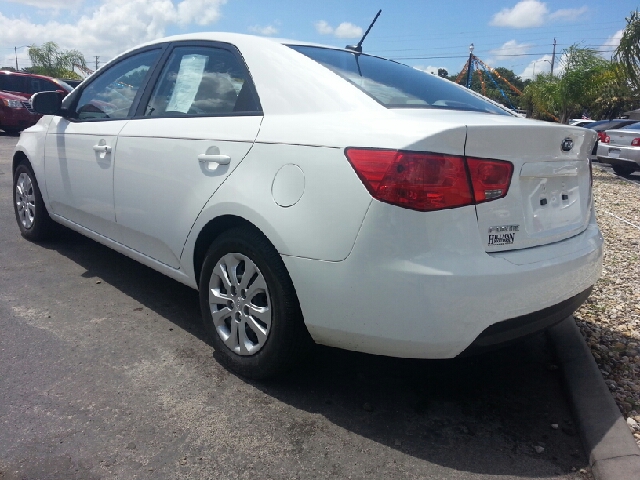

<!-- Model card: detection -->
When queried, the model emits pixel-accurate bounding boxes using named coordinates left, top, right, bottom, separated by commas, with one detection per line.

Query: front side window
left=289, top=45, right=509, bottom=115
left=75, top=49, right=161, bottom=120
left=144, top=45, right=260, bottom=117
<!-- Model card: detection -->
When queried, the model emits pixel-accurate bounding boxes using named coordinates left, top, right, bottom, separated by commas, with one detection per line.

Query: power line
left=393, top=48, right=617, bottom=61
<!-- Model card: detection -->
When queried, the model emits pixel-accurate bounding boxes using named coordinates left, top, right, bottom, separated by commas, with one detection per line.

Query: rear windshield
left=288, top=45, right=509, bottom=115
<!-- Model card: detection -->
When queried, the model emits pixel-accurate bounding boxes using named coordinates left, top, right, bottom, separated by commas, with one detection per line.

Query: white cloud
left=4, top=0, right=82, bottom=9
left=489, top=40, right=532, bottom=61
left=0, top=0, right=227, bottom=68
left=315, top=20, right=334, bottom=35
left=490, top=0, right=587, bottom=28
left=315, top=20, right=362, bottom=38
left=548, top=7, right=588, bottom=21
left=520, top=54, right=554, bottom=80
left=248, top=25, right=278, bottom=36
left=414, top=65, right=449, bottom=76
left=334, top=22, right=362, bottom=39
left=491, top=0, right=548, bottom=28
left=603, top=29, right=623, bottom=50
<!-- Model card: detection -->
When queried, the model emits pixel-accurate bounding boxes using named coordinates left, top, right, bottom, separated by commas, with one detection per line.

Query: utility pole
left=95, top=56, right=100, bottom=71
left=465, top=43, right=474, bottom=89
left=14, top=45, right=29, bottom=71
left=550, top=38, right=556, bottom=76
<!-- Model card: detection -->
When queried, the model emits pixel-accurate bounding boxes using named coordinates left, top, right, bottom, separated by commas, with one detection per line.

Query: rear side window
left=144, top=45, right=261, bottom=117
left=28, top=78, right=62, bottom=94
left=288, top=45, right=509, bottom=115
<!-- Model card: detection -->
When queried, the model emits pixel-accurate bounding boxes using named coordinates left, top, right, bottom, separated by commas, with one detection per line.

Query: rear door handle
left=198, top=154, right=231, bottom=165
left=92, top=144, right=112, bottom=154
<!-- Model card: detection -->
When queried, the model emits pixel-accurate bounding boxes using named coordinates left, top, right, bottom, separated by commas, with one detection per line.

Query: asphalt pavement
left=0, top=132, right=597, bottom=480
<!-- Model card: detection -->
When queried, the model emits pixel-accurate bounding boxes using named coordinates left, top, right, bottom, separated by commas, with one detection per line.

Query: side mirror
left=31, top=91, right=63, bottom=116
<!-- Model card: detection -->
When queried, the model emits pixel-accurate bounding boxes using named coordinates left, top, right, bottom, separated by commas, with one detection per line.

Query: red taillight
left=467, top=157, right=513, bottom=203
left=345, top=148, right=512, bottom=212
left=632, top=138, right=640, bottom=146
left=597, top=131, right=607, bottom=142
left=603, top=134, right=610, bottom=144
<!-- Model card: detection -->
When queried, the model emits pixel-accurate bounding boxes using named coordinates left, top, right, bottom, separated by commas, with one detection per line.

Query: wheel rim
left=15, top=172, right=36, bottom=229
left=208, top=253, right=272, bottom=356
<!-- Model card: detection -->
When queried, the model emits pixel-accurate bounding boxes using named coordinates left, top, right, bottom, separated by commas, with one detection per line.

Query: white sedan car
left=597, top=126, right=640, bottom=175
left=13, top=33, right=602, bottom=378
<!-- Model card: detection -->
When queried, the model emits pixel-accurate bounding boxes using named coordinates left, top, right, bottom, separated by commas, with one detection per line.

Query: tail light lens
left=631, top=138, right=640, bottom=146
left=597, top=131, right=606, bottom=142
left=467, top=158, right=513, bottom=203
left=603, top=135, right=610, bottom=144
left=345, top=148, right=512, bottom=212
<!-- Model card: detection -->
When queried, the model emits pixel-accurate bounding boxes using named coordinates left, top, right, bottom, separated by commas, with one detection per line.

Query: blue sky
left=0, top=0, right=635, bottom=80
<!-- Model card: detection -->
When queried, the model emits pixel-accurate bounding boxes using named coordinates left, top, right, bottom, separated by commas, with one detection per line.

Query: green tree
left=591, top=63, right=639, bottom=120
left=614, top=9, right=640, bottom=91
left=523, top=45, right=608, bottom=123
left=25, top=42, right=86, bottom=79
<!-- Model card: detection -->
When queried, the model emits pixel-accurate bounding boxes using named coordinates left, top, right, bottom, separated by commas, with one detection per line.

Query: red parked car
left=0, top=70, right=72, bottom=134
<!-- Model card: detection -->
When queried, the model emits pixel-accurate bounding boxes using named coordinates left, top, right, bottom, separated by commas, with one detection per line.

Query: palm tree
left=26, top=42, right=86, bottom=80
left=614, top=9, right=640, bottom=91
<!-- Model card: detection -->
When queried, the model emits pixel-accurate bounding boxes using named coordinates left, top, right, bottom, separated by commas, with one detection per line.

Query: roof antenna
left=346, top=9, right=382, bottom=53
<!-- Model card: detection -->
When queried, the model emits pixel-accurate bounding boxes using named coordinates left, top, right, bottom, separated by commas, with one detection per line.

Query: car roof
left=107, top=32, right=380, bottom=116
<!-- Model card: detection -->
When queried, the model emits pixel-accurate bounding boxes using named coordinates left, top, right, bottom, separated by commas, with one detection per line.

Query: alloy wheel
left=15, top=172, right=36, bottom=229
left=208, top=252, right=272, bottom=356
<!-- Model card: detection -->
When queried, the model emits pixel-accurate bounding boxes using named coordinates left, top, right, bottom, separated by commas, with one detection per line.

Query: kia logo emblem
left=561, top=138, right=573, bottom=152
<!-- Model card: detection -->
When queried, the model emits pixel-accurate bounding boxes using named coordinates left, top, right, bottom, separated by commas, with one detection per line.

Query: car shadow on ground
left=41, top=226, right=589, bottom=477
left=0, top=130, right=21, bottom=137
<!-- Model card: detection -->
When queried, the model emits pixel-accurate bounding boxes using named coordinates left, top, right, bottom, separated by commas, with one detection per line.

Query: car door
left=113, top=43, right=262, bottom=269
left=43, top=48, right=163, bottom=237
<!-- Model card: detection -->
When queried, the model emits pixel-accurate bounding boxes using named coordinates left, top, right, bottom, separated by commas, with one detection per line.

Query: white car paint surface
left=14, top=33, right=602, bottom=367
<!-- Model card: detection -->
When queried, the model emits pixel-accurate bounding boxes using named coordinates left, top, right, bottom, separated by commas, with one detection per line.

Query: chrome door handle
left=92, top=144, right=112, bottom=153
left=198, top=154, right=231, bottom=165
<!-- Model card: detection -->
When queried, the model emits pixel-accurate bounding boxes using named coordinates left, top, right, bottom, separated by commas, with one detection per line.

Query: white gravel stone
left=574, top=167, right=640, bottom=448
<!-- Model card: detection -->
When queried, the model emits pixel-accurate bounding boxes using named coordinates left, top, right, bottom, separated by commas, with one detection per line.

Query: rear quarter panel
left=180, top=141, right=374, bottom=282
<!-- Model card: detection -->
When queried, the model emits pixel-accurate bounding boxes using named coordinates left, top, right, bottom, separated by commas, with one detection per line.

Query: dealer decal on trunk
left=488, top=225, right=519, bottom=246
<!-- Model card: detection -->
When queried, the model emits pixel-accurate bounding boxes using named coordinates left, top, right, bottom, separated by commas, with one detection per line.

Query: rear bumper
left=461, top=286, right=592, bottom=355
left=598, top=155, right=639, bottom=170
left=283, top=202, right=603, bottom=359
left=596, top=143, right=640, bottom=168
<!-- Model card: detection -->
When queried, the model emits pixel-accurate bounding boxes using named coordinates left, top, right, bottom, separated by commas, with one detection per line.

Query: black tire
left=199, top=226, right=312, bottom=379
left=2, top=127, right=22, bottom=135
left=13, top=161, right=55, bottom=241
left=612, top=165, right=635, bottom=176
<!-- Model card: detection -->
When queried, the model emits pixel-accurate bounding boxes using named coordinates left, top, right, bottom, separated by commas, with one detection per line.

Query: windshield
left=621, top=121, right=640, bottom=130
left=288, top=45, right=509, bottom=115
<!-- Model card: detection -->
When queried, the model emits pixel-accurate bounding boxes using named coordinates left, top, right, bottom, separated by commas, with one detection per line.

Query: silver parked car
left=597, top=123, right=640, bottom=175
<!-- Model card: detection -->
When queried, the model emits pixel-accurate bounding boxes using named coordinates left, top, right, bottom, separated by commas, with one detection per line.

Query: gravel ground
left=573, top=165, right=640, bottom=448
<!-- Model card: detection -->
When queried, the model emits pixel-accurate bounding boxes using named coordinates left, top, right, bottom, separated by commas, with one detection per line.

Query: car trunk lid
left=465, top=121, right=595, bottom=252
left=606, top=129, right=640, bottom=147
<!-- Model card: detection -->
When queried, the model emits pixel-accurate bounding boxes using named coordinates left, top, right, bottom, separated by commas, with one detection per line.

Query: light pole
left=532, top=59, right=552, bottom=78
left=465, top=43, right=474, bottom=89
left=14, top=45, right=29, bottom=71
